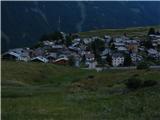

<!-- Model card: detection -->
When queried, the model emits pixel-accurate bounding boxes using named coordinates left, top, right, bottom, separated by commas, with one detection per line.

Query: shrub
left=137, top=61, right=149, bottom=70
left=143, top=80, right=157, bottom=87
left=125, top=78, right=142, bottom=90
left=132, top=74, right=139, bottom=77
left=125, top=78, right=158, bottom=90
left=68, top=56, right=75, bottom=66
left=87, top=75, right=95, bottom=80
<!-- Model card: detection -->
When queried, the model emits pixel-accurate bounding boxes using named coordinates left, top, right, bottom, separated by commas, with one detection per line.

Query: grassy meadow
left=79, top=25, right=160, bottom=40
left=1, top=60, right=160, bottom=120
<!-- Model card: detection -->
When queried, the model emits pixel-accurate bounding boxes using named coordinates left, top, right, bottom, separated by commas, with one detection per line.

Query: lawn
left=2, top=60, right=160, bottom=120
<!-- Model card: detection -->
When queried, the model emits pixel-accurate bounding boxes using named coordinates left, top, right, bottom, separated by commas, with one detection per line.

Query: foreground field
left=2, top=60, right=160, bottom=120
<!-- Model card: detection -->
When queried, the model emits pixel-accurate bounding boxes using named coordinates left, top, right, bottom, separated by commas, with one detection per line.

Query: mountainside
left=2, top=1, right=160, bottom=52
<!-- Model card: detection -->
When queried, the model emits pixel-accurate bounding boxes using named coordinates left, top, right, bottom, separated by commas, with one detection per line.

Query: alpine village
left=2, top=27, right=160, bottom=71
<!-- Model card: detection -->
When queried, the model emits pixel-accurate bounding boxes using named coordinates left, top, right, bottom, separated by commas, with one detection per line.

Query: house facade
left=112, top=53, right=124, bottom=67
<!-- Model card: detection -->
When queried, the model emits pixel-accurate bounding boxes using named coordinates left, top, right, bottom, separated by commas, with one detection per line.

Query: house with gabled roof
left=147, top=49, right=159, bottom=59
left=53, top=57, right=69, bottom=65
left=46, top=52, right=57, bottom=62
left=130, top=53, right=143, bottom=64
left=2, top=48, right=30, bottom=62
left=125, top=40, right=139, bottom=53
left=31, top=56, right=48, bottom=63
left=112, top=53, right=124, bottom=67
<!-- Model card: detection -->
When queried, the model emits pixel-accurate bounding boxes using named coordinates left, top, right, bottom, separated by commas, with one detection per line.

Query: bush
left=132, top=74, right=139, bottom=78
left=125, top=78, right=142, bottom=90
left=143, top=80, right=157, bottom=87
left=87, top=75, right=95, bottom=80
left=125, top=78, right=158, bottom=90
left=68, top=56, right=75, bottom=66
left=137, top=61, right=149, bottom=70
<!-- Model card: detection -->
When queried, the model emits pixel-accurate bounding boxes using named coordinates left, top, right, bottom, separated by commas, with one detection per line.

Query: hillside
left=2, top=60, right=160, bottom=120
left=79, top=25, right=160, bottom=39
left=2, top=1, right=160, bottom=51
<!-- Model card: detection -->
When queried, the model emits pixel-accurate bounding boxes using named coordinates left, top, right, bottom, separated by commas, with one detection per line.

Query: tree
left=106, top=54, right=112, bottom=66
left=72, top=34, right=80, bottom=39
left=137, top=61, right=149, bottom=69
left=91, top=39, right=105, bottom=52
left=96, top=54, right=102, bottom=64
left=143, top=80, right=157, bottom=87
left=108, top=38, right=113, bottom=47
left=51, top=31, right=63, bottom=40
left=90, top=39, right=105, bottom=62
left=144, top=40, right=153, bottom=49
left=125, top=78, right=142, bottom=90
left=148, top=27, right=155, bottom=35
left=39, top=31, right=63, bottom=42
left=110, top=43, right=116, bottom=50
left=124, top=32, right=127, bottom=37
left=40, top=34, right=50, bottom=42
left=68, top=55, right=75, bottom=67
left=155, top=31, right=160, bottom=35
left=31, top=42, right=43, bottom=49
left=65, top=35, right=72, bottom=47
left=81, top=55, right=86, bottom=63
left=124, top=54, right=132, bottom=66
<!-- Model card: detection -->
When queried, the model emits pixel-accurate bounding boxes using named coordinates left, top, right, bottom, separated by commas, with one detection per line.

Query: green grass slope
left=2, top=60, right=160, bottom=120
left=79, top=25, right=160, bottom=40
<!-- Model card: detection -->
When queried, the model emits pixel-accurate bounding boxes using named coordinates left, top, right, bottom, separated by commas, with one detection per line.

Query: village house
left=32, top=48, right=45, bottom=57
left=3, top=30, right=160, bottom=68
left=113, top=37, right=125, bottom=48
left=84, top=52, right=97, bottom=69
left=150, top=34, right=160, bottom=48
left=101, top=48, right=111, bottom=60
left=125, top=40, right=138, bottom=53
left=58, top=54, right=68, bottom=59
left=46, top=52, right=57, bottom=62
left=74, top=55, right=81, bottom=67
left=73, top=38, right=81, bottom=43
left=31, top=56, right=48, bottom=63
left=83, top=38, right=93, bottom=45
left=85, top=52, right=95, bottom=62
left=114, top=37, right=125, bottom=43
left=112, top=53, right=124, bottom=67
left=138, top=46, right=145, bottom=52
left=2, top=48, right=30, bottom=62
left=101, top=48, right=111, bottom=56
left=114, top=42, right=125, bottom=48
left=151, top=39, right=160, bottom=47
left=149, top=34, right=160, bottom=40
left=117, top=46, right=128, bottom=52
left=52, top=45, right=63, bottom=49
left=2, top=52, right=19, bottom=60
left=121, top=35, right=129, bottom=40
left=147, top=48, right=159, bottom=59
left=104, top=35, right=111, bottom=46
left=104, top=35, right=111, bottom=40
left=60, top=32, right=67, bottom=39
left=130, top=53, right=143, bottom=64
left=88, top=61, right=97, bottom=69
left=53, top=57, right=69, bottom=65
left=62, top=49, right=73, bottom=56
left=72, top=42, right=80, bottom=47
left=43, top=40, right=55, bottom=46
left=68, top=46, right=81, bottom=53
